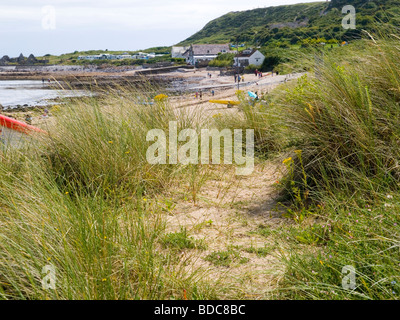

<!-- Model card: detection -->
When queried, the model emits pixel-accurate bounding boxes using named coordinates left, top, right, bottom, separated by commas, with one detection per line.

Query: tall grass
left=273, top=32, right=400, bottom=299
left=0, top=85, right=217, bottom=300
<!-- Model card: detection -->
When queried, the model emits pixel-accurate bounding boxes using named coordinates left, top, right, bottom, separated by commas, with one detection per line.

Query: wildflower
left=387, top=195, right=393, bottom=199
left=47, top=257, right=51, bottom=261
left=102, top=278, right=107, bottom=282
left=294, top=150, right=302, bottom=155
left=108, top=141, right=113, bottom=144
left=283, top=157, right=292, bottom=165
left=65, top=192, right=69, bottom=195
left=391, top=281, right=397, bottom=285
left=143, top=198, right=147, bottom=202
left=154, top=94, right=168, bottom=101
left=125, top=151, right=130, bottom=154
left=319, top=260, right=324, bottom=266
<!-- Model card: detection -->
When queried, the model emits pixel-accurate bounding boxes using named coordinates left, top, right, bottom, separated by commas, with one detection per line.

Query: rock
left=27, top=54, right=37, bottom=65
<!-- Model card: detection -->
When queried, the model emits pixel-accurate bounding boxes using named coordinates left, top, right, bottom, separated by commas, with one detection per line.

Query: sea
left=0, top=80, right=89, bottom=109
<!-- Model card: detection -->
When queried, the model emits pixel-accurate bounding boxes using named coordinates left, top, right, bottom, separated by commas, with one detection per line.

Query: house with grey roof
left=186, top=44, right=230, bottom=67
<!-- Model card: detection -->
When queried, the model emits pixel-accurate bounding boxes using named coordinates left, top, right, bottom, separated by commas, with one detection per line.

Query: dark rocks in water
left=0, top=55, right=10, bottom=66
left=17, top=53, right=26, bottom=65
left=27, top=54, right=38, bottom=65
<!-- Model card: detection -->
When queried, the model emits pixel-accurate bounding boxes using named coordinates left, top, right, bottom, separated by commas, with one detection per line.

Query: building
left=171, top=46, right=189, bottom=59
left=186, top=44, right=230, bottom=67
left=234, top=49, right=265, bottom=67
left=77, top=52, right=163, bottom=61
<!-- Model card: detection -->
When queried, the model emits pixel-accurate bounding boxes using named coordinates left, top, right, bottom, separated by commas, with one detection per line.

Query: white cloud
left=0, top=0, right=322, bottom=56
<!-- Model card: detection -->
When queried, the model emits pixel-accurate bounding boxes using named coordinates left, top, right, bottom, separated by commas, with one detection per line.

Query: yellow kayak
left=209, top=100, right=240, bottom=105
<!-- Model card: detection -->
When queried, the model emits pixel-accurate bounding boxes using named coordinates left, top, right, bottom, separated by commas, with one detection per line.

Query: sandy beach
left=1, top=67, right=302, bottom=127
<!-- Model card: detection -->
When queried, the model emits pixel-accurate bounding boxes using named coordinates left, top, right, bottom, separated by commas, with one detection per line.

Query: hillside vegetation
left=179, top=0, right=400, bottom=46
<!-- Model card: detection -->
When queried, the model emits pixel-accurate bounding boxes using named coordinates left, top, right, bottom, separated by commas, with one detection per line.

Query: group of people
left=234, top=74, right=245, bottom=83
left=206, top=72, right=213, bottom=79
left=194, top=89, right=215, bottom=99
left=254, top=69, right=263, bottom=78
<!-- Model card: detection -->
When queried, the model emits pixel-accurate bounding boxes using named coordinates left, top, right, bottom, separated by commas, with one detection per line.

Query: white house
left=234, top=49, right=265, bottom=67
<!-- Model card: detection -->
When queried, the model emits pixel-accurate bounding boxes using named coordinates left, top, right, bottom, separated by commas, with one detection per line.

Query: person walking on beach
left=199, top=91, right=203, bottom=100
left=234, top=74, right=237, bottom=83
left=211, top=90, right=215, bottom=96
left=25, top=114, right=32, bottom=125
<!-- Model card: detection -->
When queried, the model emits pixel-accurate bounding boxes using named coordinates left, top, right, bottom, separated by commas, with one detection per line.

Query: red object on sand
left=0, top=114, right=47, bottom=135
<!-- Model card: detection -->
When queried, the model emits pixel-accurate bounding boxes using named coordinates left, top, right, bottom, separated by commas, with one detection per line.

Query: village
left=0, top=43, right=266, bottom=70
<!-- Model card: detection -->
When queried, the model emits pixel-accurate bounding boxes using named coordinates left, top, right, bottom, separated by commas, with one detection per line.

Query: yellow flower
left=108, top=141, right=113, bottom=144
left=47, top=257, right=51, bottom=261
left=295, top=150, right=302, bottom=156
left=125, top=151, right=130, bottom=154
left=154, top=94, right=168, bottom=101
left=283, top=157, right=292, bottom=165
left=102, top=278, right=107, bottom=282
left=65, top=192, right=69, bottom=195
left=143, top=198, right=147, bottom=202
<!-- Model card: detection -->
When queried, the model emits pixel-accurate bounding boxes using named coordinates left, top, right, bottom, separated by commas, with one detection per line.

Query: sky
left=0, top=0, right=323, bottom=57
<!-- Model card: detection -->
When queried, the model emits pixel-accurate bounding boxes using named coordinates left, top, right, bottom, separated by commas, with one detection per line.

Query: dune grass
left=269, top=32, right=400, bottom=299
left=0, top=86, right=219, bottom=300
left=2, top=29, right=400, bottom=300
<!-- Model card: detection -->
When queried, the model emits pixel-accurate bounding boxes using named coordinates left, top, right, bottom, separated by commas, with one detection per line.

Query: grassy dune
left=1, top=30, right=400, bottom=300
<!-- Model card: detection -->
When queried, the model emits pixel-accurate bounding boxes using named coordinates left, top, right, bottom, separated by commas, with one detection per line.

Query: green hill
left=179, top=0, right=400, bottom=46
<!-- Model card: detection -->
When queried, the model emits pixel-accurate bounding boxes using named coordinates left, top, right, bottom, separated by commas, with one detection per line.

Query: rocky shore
left=0, top=64, right=194, bottom=89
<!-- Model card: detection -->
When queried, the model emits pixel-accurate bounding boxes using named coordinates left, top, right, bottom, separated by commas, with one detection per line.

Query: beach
left=0, top=66, right=302, bottom=126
